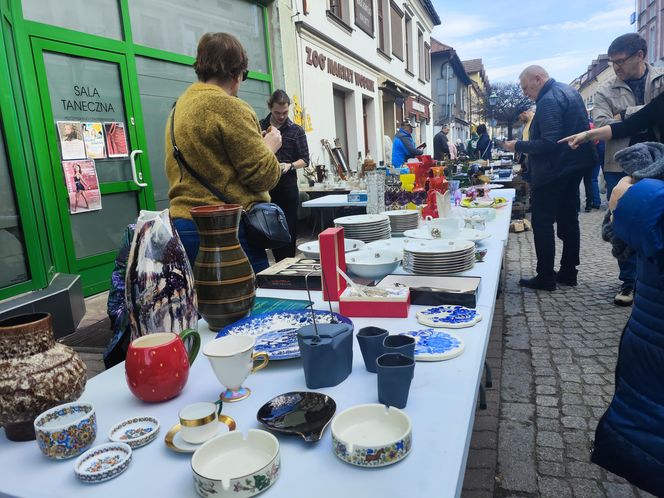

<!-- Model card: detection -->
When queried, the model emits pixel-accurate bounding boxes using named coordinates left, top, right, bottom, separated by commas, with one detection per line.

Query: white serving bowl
left=191, top=429, right=280, bottom=498
left=331, top=404, right=412, bottom=467
left=345, top=249, right=402, bottom=280
left=297, top=239, right=364, bottom=259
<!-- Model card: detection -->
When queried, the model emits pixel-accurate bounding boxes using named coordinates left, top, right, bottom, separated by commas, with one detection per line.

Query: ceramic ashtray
left=108, top=416, right=160, bottom=449
left=191, top=429, right=280, bottom=497
left=257, top=392, right=336, bottom=442
left=74, top=442, right=132, bottom=483
left=331, top=404, right=412, bottom=467
left=34, top=401, right=97, bottom=460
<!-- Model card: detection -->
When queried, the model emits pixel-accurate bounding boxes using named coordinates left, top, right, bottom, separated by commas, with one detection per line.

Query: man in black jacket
left=433, top=124, right=450, bottom=160
left=504, top=65, right=595, bottom=290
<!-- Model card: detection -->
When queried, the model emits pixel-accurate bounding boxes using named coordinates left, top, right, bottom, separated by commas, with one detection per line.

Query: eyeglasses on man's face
left=609, top=51, right=640, bottom=67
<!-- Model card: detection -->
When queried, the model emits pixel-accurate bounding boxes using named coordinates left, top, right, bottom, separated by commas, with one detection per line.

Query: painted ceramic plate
left=400, top=329, right=465, bottom=361
left=164, top=415, right=236, bottom=454
left=108, top=416, right=160, bottom=449
left=415, top=305, right=482, bottom=329
left=217, top=311, right=353, bottom=360
left=297, top=239, right=364, bottom=259
left=74, top=443, right=132, bottom=483
left=461, top=197, right=508, bottom=209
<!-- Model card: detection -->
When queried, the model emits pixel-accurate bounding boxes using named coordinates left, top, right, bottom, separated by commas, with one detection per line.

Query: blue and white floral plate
left=217, top=310, right=353, bottom=360
left=74, top=442, right=132, bottom=483
left=108, top=416, right=159, bottom=449
left=415, top=305, right=482, bottom=329
left=400, top=329, right=465, bottom=361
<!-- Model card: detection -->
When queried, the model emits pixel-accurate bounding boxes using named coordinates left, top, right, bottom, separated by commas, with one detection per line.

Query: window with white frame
left=377, top=0, right=391, bottom=54
left=424, top=43, right=431, bottom=82
left=418, top=30, right=424, bottom=80
left=405, top=15, right=413, bottom=73
left=330, top=0, right=351, bottom=25
left=649, top=24, right=656, bottom=63
left=390, top=2, right=404, bottom=60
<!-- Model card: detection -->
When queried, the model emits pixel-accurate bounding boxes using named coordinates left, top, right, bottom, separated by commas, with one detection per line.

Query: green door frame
left=2, top=0, right=274, bottom=298
left=0, top=14, right=49, bottom=301
left=30, top=38, right=151, bottom=294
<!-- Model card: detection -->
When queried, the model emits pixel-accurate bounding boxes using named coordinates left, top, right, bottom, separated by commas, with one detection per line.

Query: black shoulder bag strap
left=170, top=102, right=230, bottom=203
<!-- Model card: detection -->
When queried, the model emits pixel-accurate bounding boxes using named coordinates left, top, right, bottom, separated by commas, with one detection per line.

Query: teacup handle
left=218, top=414, right=236, bottom=432
left=179, top=329, right=200, bottom=366
left=251, top=351, right=269, bottom=373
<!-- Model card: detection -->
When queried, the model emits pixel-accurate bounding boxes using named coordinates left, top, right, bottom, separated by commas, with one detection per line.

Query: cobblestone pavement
left=492, top=205, right=655, bottom=498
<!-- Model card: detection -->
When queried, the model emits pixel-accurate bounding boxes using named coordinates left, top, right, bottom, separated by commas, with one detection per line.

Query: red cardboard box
left=319, top=227, right=347, bottom=301
left=338, top=286, right=410, bottom=318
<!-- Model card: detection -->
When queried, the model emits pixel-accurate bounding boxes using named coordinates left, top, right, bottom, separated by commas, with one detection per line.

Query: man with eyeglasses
left=594, top=33, right=664, bottom=307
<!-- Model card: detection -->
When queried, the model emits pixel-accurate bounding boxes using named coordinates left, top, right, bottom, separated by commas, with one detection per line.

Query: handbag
left=169, top=102, right=291, bottom=250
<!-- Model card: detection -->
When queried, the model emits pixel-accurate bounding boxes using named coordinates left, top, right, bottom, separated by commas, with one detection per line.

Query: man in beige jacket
left=594, top=33, right=664, bottom=306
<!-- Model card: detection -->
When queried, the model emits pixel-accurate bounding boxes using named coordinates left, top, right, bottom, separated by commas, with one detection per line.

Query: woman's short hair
left=476, top=124, right=487, bottom=135
left=194, top=32, right=248, bottom=82
left=267, top=90, right=291, bottom=108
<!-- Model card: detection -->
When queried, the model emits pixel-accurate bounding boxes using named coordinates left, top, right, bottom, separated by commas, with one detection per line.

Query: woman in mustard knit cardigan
left=166, top=32, right=282, bottom=272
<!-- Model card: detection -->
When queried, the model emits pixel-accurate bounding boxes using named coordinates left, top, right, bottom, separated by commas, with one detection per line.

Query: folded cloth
left=604, top=142, right=664, bottom=261
left=614, top=142, right=664, bottom=179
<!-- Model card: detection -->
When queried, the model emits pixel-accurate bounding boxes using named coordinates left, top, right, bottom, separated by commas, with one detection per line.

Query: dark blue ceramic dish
left=256, top=392, right=337, bottom=442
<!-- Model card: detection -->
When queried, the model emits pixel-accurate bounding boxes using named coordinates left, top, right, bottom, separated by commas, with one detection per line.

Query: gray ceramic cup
left=382, top=335, right=416, bottom=359
left=356, top=327, right=389, bottom=373
left=376, top=353, right=415, bottom=409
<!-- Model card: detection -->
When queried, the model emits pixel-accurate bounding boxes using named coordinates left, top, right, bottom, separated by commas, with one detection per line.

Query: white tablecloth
left=0, top=207, right=511, bottom=498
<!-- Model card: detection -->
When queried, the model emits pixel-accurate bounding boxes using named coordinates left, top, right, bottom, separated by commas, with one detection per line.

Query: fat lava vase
left=190, top=204, right=256, bottom=330
left=125, top=209, right=198, bottom=341
left=0, top=313, right=87, bottom=441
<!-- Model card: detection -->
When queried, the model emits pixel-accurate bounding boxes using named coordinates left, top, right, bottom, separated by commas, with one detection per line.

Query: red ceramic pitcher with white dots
left=125, top=330, right=200, bottom=402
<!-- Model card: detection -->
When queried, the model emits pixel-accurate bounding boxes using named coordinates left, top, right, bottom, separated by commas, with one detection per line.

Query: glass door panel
left=32, top=39, right=149, bottom=291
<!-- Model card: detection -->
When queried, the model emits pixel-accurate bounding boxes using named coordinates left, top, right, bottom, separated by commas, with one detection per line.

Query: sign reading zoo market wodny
left=305, top=46, right=375, bottom=92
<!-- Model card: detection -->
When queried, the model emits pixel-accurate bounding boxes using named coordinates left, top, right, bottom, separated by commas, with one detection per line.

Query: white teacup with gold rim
left=179, top=402, right=220, bottom=444
left=203, top=336, right=269, bottom=402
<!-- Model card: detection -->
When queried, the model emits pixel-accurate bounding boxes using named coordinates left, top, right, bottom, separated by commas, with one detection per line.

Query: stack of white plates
left=334, top=214, right=391, bottom=243
left=403, top=239, right=476, bottom=275
left=382, top=210, right=420, bottom=236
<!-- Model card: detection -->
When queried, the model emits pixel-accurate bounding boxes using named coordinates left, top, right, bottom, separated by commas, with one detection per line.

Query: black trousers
left=269, top=173, right=299, bottom=262
left=530, top=172, right=584, bottom=278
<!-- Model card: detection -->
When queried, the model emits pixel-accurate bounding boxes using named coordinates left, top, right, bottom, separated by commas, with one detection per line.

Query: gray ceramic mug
left=376, top=353, right=415, bottom=409
left=356, top=327, right=389, bottom=373
left=382, top=335, right=415, bottom=359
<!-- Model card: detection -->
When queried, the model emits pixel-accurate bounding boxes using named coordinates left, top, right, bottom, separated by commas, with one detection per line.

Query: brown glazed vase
left=0, top=313, right=87, bottom=441
left=190, top=204, right=256, bottom=331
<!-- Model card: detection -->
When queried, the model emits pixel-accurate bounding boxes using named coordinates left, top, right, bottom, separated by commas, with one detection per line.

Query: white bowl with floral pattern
left=34, top=401, right=97, bottom=460
left=191, top=429, right=280, bottom=498
left=331, top=404, right=412, bottom=467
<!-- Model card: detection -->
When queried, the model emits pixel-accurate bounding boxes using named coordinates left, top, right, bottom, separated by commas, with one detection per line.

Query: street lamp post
left=488, top=92, right=498, bottom=138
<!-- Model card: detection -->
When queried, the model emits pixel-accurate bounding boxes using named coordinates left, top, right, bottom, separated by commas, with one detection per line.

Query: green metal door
left=31, top=38, right=152, bottom=295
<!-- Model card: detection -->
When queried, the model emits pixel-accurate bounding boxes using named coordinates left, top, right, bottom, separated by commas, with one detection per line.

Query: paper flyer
left=62, top=159, right=102, bottom=214
left=81, top=122, right=106, bottom=159
left=103, top=122, right=129, bottom=157
left=56, top=121, right=87, bottom=160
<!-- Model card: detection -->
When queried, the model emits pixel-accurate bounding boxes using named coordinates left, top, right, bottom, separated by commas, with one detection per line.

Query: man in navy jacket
left=504, top=65, right=595, bottom=290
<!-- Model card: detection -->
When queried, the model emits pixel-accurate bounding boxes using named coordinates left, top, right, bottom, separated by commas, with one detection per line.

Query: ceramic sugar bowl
left=33, top=402, right=97, bottom=459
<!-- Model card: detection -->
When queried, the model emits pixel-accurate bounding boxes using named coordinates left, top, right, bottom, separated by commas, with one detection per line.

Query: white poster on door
left=56, top=121, right=87, bottom=160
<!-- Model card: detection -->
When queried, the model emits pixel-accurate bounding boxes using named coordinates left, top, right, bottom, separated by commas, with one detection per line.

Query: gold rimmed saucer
left=164, top=414, right=236, bottom=453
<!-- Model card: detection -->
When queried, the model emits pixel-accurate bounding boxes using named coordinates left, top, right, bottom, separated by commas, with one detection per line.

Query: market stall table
left=301, top=194, right=368, bottom=232
left=0, top=203, right=512, bottom=498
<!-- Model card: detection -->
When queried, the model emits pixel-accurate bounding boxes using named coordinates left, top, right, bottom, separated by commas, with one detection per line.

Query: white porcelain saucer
left=164, top=415, right=236, bottom=453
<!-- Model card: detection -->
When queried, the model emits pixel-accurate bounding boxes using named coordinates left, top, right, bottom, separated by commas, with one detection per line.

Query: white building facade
left=281, top=0, right=440, bottom=170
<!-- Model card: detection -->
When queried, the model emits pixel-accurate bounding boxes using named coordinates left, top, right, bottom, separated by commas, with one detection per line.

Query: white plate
left=108, top=416, right=160, bottom=449
left=297, top=239, right=365, bottom=259
left=334, top=214, right=389, bottom=225
left=164, top=416, right=236, bottom=453
left=403, top=239, right=475, bottom=254
left=403, top=228, right=490, bottom=243
left=381, top=210, right=420, bottom=218
left=74, top=443, right=132, bottom=483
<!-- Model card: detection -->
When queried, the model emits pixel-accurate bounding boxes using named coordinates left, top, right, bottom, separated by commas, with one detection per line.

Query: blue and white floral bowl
left=74, top=442, right=132, bottom=483
left=331, top=404, right=412, bottom=467
left=34, top=401, right=97, bottom=460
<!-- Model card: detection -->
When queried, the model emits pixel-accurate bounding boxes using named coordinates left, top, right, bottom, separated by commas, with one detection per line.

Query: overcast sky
left=430, top=0, right=636, bottom=84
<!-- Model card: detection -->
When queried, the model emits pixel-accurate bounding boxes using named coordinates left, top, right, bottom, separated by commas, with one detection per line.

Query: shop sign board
left=354, top=0, right=374, bottom=36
